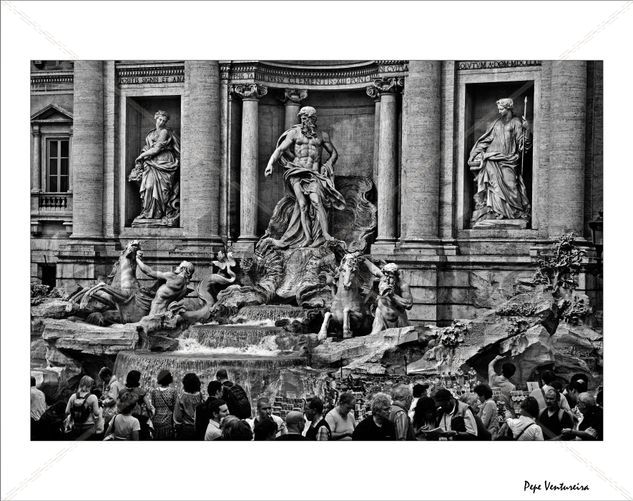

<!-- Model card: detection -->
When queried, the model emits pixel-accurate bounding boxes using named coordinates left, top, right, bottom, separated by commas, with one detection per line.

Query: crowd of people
left=30, top=362, right=603, bottom=441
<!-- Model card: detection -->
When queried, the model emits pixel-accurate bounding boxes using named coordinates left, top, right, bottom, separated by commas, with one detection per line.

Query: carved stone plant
left=532, top=233, right=585, bottom=296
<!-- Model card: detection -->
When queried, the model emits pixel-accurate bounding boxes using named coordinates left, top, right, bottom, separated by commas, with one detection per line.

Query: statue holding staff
left=468, top=97, right=532, bottom=225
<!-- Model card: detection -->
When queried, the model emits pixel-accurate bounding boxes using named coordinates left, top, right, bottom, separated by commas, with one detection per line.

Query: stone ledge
left=41, top=319, right=139, bottom=356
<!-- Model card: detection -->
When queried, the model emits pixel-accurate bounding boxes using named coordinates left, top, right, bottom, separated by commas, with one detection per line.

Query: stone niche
left=254, top=89, right=376, bottom=236
left=463, top=80, right=535, bottom=228
left=124, top=95, right=182, bottom=227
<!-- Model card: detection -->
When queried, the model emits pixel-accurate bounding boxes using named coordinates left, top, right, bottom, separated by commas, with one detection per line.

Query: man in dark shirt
left=275, top=411, right=307, bottom=441
left=353, top=393, right=396, bottom=441
left=561, top=392, right=603, bottom=441
left=538, top=388, right=574, bottom=440
left=305, top=396, right=331, bottom=441
left=195, top=381, right=223, bottom=440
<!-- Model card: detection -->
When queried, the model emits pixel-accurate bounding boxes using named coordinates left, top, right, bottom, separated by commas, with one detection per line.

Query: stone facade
left=30, top=60, right=603, bottom=325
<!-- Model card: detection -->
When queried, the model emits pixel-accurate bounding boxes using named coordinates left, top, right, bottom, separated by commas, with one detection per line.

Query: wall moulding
left=115, top=61, right=185, bottom=86
left=457, top=60, right=542, bottom=71
left=31, top=71, right=74, bottom=92
left=220, top=60, right=409, bottom=90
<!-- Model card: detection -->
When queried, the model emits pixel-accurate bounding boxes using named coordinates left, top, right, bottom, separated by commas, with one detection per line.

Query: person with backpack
left=216, top=369, right=251, bottom=419
left=64, top=376, right=100, bottom=440
left=104, top=390, right=141, bottom=441
left=124, top=370, right=155, bottom=440
left=499, top=396, right=544, bottom=441
left=150, top=370, right=178, bottom=440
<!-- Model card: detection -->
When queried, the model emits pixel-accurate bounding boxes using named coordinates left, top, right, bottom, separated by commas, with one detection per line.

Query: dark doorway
left=40, top=264, right=57, bottom=290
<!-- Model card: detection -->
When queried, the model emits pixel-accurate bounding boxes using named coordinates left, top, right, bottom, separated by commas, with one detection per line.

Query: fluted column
left=71, top=60, right=104, bottom=238
left=401, top=61, right=442, bottom=242
left=31, top=125, right=41, bottom=192
left=373, top=77, right=403, bottom=244
left=282, top=89, right=308, bottom=130
left=233, top=84, right=268, bottom=246
left=366, top=86, right=381, bottom=186
left=548, top=61, right=587, bottom=236
left=182, top=61, right=222, bottom=238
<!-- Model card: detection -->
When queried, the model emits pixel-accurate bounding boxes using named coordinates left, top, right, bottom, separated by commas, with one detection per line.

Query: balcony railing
left=38, top=192, right=72, bottom=210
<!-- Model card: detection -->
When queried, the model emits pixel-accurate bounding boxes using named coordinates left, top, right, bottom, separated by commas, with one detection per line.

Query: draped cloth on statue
left=261, top=126, right=346, bottom=250
left=136, top=128, right=180, bottom=224
left=469, top=117, right=531, bottom=224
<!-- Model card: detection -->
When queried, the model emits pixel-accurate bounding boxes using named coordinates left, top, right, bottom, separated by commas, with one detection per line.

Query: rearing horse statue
left=67, top=240, right=155, bottom=324
left=317, top=249, right=373, bottom=340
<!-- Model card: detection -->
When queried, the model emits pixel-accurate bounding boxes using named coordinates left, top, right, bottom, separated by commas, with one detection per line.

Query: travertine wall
left=30, top=60, right=603, bottom=326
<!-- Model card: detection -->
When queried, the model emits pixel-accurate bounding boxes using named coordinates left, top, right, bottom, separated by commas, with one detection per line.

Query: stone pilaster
left=400, top=61, right=442, bottom=244
left=31, top=125, right=41, bottom=192
left=182, top=61, right=222, bottom=239
left=71, top=60, right=104, bottom=239
left=548, top=61, right=587, bottom=236
left=366, top=86, right=381, bottom=186
left=373, top=77, right=403, bottom=246
left=232, top=83, right=268, bottom=248
left=282, top=88, right=308, bottom=130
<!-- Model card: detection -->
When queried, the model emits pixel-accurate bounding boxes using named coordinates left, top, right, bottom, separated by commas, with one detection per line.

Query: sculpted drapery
left=129, top=110, right=181, bottom=226
left=469, top=98, right=532, bottom=225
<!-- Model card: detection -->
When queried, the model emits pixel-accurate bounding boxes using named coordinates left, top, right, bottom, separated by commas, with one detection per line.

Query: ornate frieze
left=231, top=83, right=268, bottom=100
left=283, top=88, right=308, bottom=104
left=116, top=62, right=185, bottom=86
left=222, top=61, right=409, bottom=89
left=31, top=71, right=73, bottom=92
left=457, top=60, right=542, bottom=71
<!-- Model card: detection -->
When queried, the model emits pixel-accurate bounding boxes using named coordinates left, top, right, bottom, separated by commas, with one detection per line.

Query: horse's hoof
left=343, top=330, right=352, bottom=339
left=317, top=331, right=328, bottom=341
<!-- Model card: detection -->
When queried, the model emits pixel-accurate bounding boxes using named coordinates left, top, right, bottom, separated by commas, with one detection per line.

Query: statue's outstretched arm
left=135, top=256, right=169, bottom=280
left=363, top=258, right=383, bottom=278
left=265, top=130, right=296, bottom=175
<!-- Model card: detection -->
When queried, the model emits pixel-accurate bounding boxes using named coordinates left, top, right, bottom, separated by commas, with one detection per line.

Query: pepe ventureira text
left=524, top=481, right=590, bottom=493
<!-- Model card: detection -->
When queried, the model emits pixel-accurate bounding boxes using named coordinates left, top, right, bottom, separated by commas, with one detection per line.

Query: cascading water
left=112, top=306, right=327, bottom=408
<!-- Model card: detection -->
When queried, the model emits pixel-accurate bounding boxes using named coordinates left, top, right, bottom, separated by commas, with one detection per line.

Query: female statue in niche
left=468, top=97, right=532, bottom=227
left=129, top=110, right=181, bottom=227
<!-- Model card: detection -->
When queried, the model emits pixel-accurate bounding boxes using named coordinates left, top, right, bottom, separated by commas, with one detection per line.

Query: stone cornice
left=116, top=62, right=185, bottom=86
left=221, top=60, right=409, bottom=90
left=457, top=60, right=542, bottom=71
left=31, top=71, right=73, bottom=92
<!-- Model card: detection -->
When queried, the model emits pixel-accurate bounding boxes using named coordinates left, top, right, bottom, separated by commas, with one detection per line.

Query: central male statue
left=263, top=106, right=346, bottom=249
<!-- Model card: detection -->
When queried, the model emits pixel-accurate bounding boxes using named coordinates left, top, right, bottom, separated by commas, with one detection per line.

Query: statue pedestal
left=131, top=217, right=179, bottom=228
left=472, top=218, right=528, bottom=230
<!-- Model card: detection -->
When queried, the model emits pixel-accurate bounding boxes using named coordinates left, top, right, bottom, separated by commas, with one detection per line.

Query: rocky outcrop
left=312, top=326, right=423, bottom=370
left=31, top=299, right=73, bottom=320
left=41, top=319, right=139, bottom=356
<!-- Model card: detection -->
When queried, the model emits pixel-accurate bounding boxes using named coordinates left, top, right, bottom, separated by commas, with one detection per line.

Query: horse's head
left=122, top=240, right=141, bottom=259
left=339, top=251, right=362, bottom=290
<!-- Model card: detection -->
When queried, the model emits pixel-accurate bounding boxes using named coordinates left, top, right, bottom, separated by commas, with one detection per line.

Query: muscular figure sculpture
left=135, top=251, right=194, bottom=315
left=264, top=106, right=346, bottom=249
left=364, top=261, right=413, bottom=334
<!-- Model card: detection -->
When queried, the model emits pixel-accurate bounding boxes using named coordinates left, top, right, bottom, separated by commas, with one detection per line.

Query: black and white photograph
left=2, top=2, right=632, bottom=501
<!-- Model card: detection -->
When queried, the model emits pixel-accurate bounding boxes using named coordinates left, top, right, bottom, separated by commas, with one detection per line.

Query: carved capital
left=282, top=88, right=308, bottom=105
left=372, top=77, right=404, bottom=95
left=31, top=124, right=41, bottom=135
left=231, top=83, right=268, bottom=101
left=365, top=85, right=380, bottom=102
